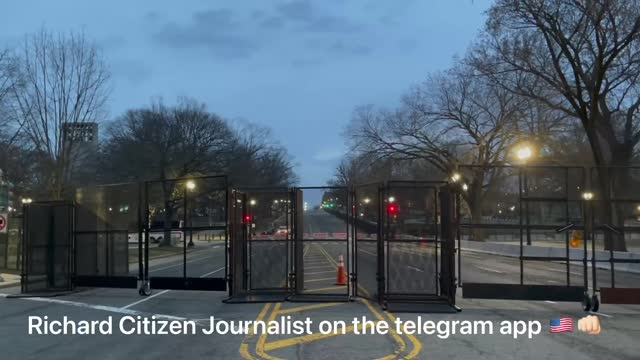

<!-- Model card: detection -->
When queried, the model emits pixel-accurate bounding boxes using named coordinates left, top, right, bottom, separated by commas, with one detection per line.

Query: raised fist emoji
left=577, top=315, right=601, bottom=335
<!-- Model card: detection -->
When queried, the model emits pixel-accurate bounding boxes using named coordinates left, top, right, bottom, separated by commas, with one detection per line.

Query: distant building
left=62, top=122, right=99, bottom=186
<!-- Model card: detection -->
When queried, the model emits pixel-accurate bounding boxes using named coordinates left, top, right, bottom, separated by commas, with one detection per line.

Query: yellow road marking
left=277, top=302, right=343, bottom=315
left=256, top=303, right=284, bottom=360
left=386, top=312, right=422, bottom=360
left=305, top=265, right=334, bottom=269
left=305, top=286, right=346, bottom=293
left=239, top=303, right=272, bottom=360
left=362, top=299, right=407, bottom=360
left=264, top=323, right=375, bottom=352
left=239, top=344, right=257, bottom=360
left=304, top=277, right=334, bottom=283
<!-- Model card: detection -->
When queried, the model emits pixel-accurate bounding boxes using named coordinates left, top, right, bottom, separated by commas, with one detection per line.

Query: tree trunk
left=594, top=152, right=631, bottom=252
left=466, top=176, right=486, bottom=241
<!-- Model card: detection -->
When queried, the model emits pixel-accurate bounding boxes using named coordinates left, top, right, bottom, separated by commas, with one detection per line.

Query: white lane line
left=546, top=280, right=560, bottom=284
left=122, top=290, right=170, bottom=309
left=544, top=267, right=583, bottom=276
left=545, top=300, right=557, bottom=304
left=199, top=266, right=225, bottom=278
left=590, top=312, right=613, bottom=318
left=475, top=265, right=504, bottom=274
left=150, top=255, right=215, bottom=273
left=359, top=249, right=376, bottom=257
left=124, top=266, right=225, bottom=310
left=407, top=266, right=424, bottom=273
left=7, top=295, right=186, bottom=320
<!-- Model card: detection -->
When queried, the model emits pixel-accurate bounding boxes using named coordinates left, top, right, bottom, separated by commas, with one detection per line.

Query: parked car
left=128, top=220, right=184, bottom=245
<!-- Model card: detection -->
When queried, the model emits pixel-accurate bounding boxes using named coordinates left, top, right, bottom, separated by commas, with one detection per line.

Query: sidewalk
left=0, top=272, right=20, bottom=289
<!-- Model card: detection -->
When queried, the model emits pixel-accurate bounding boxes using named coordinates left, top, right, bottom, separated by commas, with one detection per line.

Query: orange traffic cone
left=336, top=254, right=348, bottom=286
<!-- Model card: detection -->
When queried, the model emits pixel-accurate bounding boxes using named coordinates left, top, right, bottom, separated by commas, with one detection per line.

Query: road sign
left=0, top=213, right=7, bottom=233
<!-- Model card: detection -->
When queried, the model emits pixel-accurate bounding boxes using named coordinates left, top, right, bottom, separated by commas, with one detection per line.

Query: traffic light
left=387, top=204, right=399, bottom=216
left=243, top=215, right=252, bottom=223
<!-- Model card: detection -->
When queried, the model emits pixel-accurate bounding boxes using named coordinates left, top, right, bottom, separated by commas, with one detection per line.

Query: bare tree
left=348, top=64, right=525, bottom=224
left=473, top=0, right=640, bottom=250
left=11, top=29, right=110, bottom=199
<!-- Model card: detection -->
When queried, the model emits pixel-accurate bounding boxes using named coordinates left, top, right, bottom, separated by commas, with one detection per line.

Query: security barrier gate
left=227, top=183, right=459, bottom=312
left=15, top=167, right=640, bottom=312
left=457, top=165, right=589, bottom=306
left=226, top=187, right=294, bottom=303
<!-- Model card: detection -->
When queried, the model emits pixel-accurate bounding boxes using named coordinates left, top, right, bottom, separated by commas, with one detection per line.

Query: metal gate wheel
left=591, top=295, right=600, bottom=312
left=582, top=294, right=592, bottom=312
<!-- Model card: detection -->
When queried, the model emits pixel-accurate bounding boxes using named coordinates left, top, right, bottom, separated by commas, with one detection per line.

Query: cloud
left=152, top=9, right=260, bottom=59
left=275, top=1, right=363, bottom=33
left=151, top=2, right=376, bottom=61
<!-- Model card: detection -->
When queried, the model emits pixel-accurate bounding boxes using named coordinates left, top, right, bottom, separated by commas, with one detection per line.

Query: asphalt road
left=1, top=208, right=639, bottom=359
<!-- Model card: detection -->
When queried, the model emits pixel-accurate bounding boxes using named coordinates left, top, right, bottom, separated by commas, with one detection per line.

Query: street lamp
left=363, top=198, right=371, bottom=204
left=185, top=181, right=196, bottom=247
left=250, top=199, right=256, bottom=206
left=582, top=192, right=594, bottom=201
left=515, top=144, right=533, bottom=163
left=388, top=196, right=395, bottom=203
left=21, top=198, right=32, bottom=204
left=451, top=173, right=461, bottom=182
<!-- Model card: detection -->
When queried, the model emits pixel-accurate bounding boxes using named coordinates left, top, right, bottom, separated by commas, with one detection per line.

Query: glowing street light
left=451, top=173, right=461, bottom=182
left=388, top=196, right=395, bottom=203
left=582, top=192, right=594, bottom=201
left=515, top=145, right=533, bottom=162
left=186, top=180, right=196, bottom=190
left=249, top=199, right=256, bottom=206
left=462, top=183, right=469, bottom=191
left=363, top=198, right=371, bottom=204
left=21, top=198, right=33, bottom=204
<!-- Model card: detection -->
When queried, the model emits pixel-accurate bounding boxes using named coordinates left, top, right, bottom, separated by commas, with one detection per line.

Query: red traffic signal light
left=387, top=204, right=399, bottom=215
left=244, top=215, right=252, bottom=223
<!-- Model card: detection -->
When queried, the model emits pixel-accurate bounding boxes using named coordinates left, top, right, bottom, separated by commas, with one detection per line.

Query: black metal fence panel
left=354, top=183, right=381, bottom=301
left=143, top=175, right=228, bottom=291
left=22, top=202, right=74, bottom=294
left=457, top=165, right=588, bottom=303
left=74, top=183, right=140, bottom=288
left=590, top=166, right=640, bottom=305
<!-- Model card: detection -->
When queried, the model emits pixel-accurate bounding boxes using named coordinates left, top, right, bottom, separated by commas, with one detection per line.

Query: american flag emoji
left=550, top=318, right=573, bottom=333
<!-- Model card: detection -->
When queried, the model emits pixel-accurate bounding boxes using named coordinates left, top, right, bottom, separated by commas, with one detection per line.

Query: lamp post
left=185, top=181, right=195, bottom=247
left=514, top=143, right=535, bottom=245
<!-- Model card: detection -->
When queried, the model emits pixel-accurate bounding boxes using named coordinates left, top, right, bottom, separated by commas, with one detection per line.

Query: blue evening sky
left=1, top=0, right=491, bottom=185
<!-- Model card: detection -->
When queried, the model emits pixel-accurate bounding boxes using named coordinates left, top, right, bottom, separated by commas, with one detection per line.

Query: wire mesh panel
left=244, top=189, right=292, bottom=292
left=75, top=183, right=140, bottom=288
left=143, top=175, right=227, bottom=291
left=458, top=165, right=587, bottom=303
left=383, top=183, right=440, bottom=299
left=22, top=202, right=74, bottom=294
left=294, top=187, right=350, bottom=299
left=354, top=184, right=380, bottom=301
left=590, top=167, right=640, bottom=305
